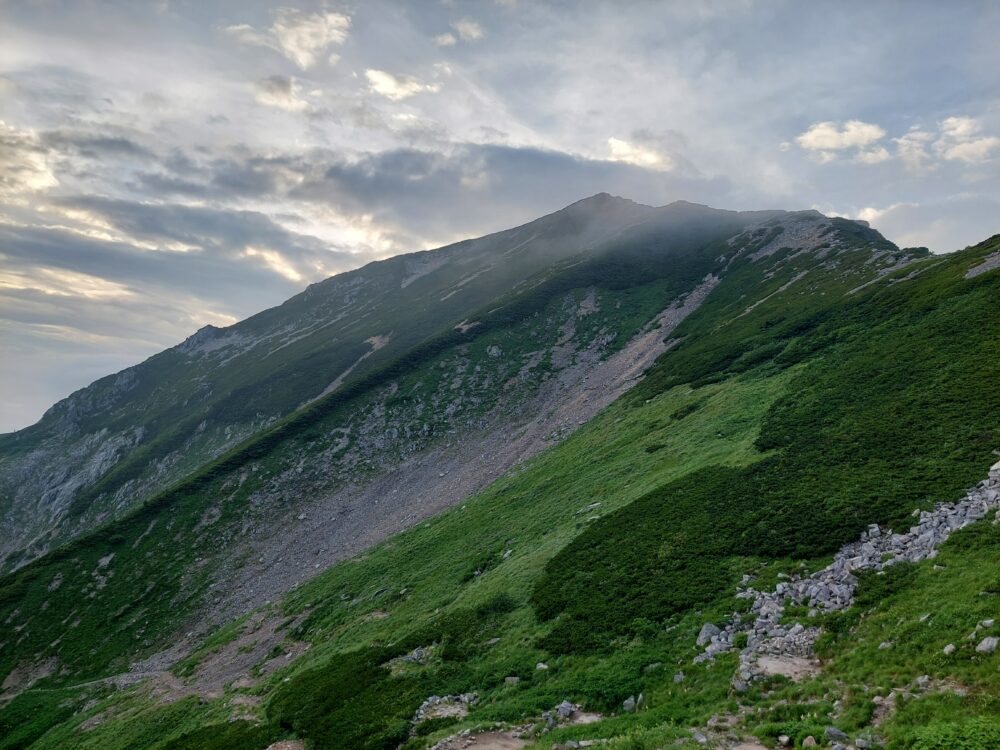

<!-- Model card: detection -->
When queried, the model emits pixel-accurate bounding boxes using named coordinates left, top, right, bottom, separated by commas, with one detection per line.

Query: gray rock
left=621, top=696, right=636, bottom=713
left=504, top=676, right=520, bottom=685
left=976, top=636, right=998, bottom=654
left=802, top=737, right=817, bottom=748
left=980, top=618, right=995, bottom=628
left=696, top=622, right=721, bottom=646
left=856, top=738, right=872, bottom=749
left=777, top=736, right=791, bottom=747
left=943, top=643, right=956, bottom=655
left=690, top=729, right=708, bottom=745
left=536, top=662, right=549, bottom=670
left=672, top=671, right=685, bottom=683
left=555, top=700, right=574, bottom=719
left=825, top=727, right=850, bottom=743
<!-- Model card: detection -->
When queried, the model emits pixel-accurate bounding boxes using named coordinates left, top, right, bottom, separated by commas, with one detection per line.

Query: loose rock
left=976, top=637, right=998, bottom=654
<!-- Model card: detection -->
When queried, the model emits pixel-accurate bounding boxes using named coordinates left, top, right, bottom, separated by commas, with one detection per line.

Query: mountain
left=0, top=194, right=776, bottom=570
left=2, top=196, right=999, bottom=750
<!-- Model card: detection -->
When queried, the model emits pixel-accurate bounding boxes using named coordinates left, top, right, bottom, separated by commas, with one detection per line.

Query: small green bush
left=912, top=718, right=1000, bottom=750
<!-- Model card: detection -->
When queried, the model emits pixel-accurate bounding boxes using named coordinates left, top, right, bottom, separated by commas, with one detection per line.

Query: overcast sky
left=1, top=0, right=998, bottom=431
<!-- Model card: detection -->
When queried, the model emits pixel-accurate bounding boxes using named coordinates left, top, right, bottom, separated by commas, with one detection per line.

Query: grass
left=2, top=230, right=999, bottom=749
left=535, top=235, right=1000, bottom=649
left=0, top=254, right=717, bottom=686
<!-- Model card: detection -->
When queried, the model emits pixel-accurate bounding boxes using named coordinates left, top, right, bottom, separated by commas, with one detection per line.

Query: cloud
left=893, top=129, right=933, bottom=171
left=0, top=121, right=59, bottom=197
left=933, top=116, right=1000, bottom=164
left=854, top=146, right=891, bottom=164
left=795, top=120, right=889, bottom=164
left=288, top=142, right=729, bottom=245
left=451, top=18, right=484, bottom=41
left=855, top=196, right=1000, bottom=252
left=800, top=117, right=1000, bottom=168
left=39, top=130, right=152, bottom=159
left=796, top=120, right=886, bottom=151
left=254, top=75, right=310, bottom=112
left=0, top=265, right=136, bottom=301
left=2, top=0, right=999, bottom=429
left=225, top=8, right=351, bottom=69
left=365, top=69, right=441, bottom=101
left=47, top=196, right=342, bottom=269
left=606, top=137, right=673, bottom=171
left=435, top=33, right=457, bottom=47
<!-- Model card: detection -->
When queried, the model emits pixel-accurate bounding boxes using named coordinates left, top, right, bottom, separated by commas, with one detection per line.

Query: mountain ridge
left=0, top=196, right=784, bottom=571
left=8, top=198, right=1000, bottom=750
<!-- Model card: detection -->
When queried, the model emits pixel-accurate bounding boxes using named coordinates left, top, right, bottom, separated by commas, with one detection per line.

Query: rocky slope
left=5, top=203, right=998, bottom=750
left=0, top=195, right=775, bottom=570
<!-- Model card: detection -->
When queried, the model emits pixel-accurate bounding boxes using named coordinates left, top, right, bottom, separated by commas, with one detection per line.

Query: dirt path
left=755, top=655, right=821, bottom=682
left=431, top=729, right=528, bottom=750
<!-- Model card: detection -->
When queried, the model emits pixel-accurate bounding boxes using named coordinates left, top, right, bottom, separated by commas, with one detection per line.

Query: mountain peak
left=568, top=192, right=645, bottom=211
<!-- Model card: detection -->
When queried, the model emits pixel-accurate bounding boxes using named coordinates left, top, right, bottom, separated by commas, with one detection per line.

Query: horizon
left=1, top=0, right=999, bottom=430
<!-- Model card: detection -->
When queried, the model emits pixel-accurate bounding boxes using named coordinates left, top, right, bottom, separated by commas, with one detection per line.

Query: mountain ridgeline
left=2, top=195, right=999, bottom=750
left=0, top=195, right=774, bottom=570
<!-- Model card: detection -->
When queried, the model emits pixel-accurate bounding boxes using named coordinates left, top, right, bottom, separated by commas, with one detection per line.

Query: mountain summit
left=0, top=195, right=778, bottom=568
left=2, top=197, right=998, bottom=750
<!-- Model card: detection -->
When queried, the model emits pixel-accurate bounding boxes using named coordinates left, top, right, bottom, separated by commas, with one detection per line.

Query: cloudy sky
left=1, top=0, right=998, bottom=431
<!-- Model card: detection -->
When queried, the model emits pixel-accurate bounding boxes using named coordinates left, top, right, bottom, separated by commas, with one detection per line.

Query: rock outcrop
left=696, top=461, right=1000, bottom=687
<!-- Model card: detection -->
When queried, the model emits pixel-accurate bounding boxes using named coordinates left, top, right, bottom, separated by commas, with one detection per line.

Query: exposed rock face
left=965, top=249, right=1000, bottom=279
left=412, top=693, right=478, bottom=724
left=209, top=277, right=721, bottom=626
left=695, top=464, right=1000, bottom=686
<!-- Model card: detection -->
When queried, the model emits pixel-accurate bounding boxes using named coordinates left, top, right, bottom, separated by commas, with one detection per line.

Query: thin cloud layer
left=0, top=0, right=998, bottom=430
left=225, top=8, right=350, bottom=69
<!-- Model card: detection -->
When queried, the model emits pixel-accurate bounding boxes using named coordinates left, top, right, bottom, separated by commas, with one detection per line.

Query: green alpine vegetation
left=0, top=196, right=998, bottom=750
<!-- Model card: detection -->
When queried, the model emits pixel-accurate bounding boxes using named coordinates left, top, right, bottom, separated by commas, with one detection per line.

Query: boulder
left=621, top=696, right=636, bottom=713
left=943, top=643, right=956, bottom=655
left=555, top=700, right=574, bottom=719
left=802, top=737, right=817, bottom=748
left=976, top=636, right=998, bottom=654
left=697, top=622, right=721, bottom=646
left=825, top=727, right=850, bottom=743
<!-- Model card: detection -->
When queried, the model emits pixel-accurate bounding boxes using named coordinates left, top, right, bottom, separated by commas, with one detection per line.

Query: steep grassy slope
left=5, top=222, right=996, bottom=750
left=19, top=234, right=994, bottom=750
left=1, top=201, right=798, bottom=689
left=535, top=236, right=1000, bottom=650
left=0, top=196, right=773, bottom=571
